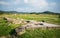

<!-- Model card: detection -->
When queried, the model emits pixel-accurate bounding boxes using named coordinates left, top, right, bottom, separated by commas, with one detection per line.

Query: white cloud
left=16, top=0, right=49, bottom=12
left=24, top=0, right=48, bottom=7
left=24, top=0, right=28, bottom=3
left=23, top=0, right=49, bottom=12
left=15, top=0, right=57, bottom=12
left=47, top=2, right=57, bottom=10
left=0, top=1, right=10, bottom=5
left=16, top=8, right=30, bottom=12
left=50, top=2, right=56, bottom=6
left=16, top=8, right=26, bottom=12
left=13, top=0, right=21, bottom=4
left=0, top=0, right=21, bottom=5
left=16, top=7, right=44, bottom=12
left=0, top=0, right=57, bottom=12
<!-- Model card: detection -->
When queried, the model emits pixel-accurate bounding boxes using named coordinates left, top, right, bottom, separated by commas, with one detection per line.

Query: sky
left=0, top=0, right=60, bottom=13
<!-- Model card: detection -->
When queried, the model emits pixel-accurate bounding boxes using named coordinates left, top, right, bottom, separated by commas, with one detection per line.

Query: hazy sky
left=0, top=0, right=60, bottom=13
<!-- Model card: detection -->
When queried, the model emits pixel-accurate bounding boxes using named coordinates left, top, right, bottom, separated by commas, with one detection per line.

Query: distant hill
left=30, top=11, right=60, bottom=15
left=42, top=11, right=60, bottom=15
left=0, top=10, right=60, bottom=14
left=0, top=10, right=29, bottom=14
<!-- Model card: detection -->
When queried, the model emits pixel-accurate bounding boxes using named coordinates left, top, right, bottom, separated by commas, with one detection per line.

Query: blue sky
left=0, top=0, right=60, bottom=13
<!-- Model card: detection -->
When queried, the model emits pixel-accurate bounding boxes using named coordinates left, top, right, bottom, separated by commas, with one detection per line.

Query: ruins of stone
left=3, top=17, right=60, bottom=35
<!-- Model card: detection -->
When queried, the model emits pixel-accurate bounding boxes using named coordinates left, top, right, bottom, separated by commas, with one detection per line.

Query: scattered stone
left=3, top=17, right=13, bottom=23
left=39, top=23, right=43, bottom=25
left=15, top=26, right=25, bottom=35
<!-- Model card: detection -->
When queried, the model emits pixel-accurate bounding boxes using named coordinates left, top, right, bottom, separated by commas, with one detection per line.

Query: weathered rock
left=3, top=17, right=27, bottom=24
left=3, top=17, right=13, bottom=23
left=15, top=26, right=26, bottom=35
left=34, top=22, right=44, bottom=25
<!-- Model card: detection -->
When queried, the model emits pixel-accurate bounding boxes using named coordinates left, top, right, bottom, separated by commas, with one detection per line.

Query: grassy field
left=0, top=14, right=59, bottom=24
left=0, top=14, right=60, bottom=38
left=19, top=29, right=60, bottom=38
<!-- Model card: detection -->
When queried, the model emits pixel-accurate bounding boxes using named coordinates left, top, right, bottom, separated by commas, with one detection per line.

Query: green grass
left=18, top=29, right=60, bottom=38
left=0, top=14, right=60, bottom=38
left=0, top=18, right=11, bottom=36
left=0, top=14, right=59, bottom=24
left=0, top=17, right=21, bottom=36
